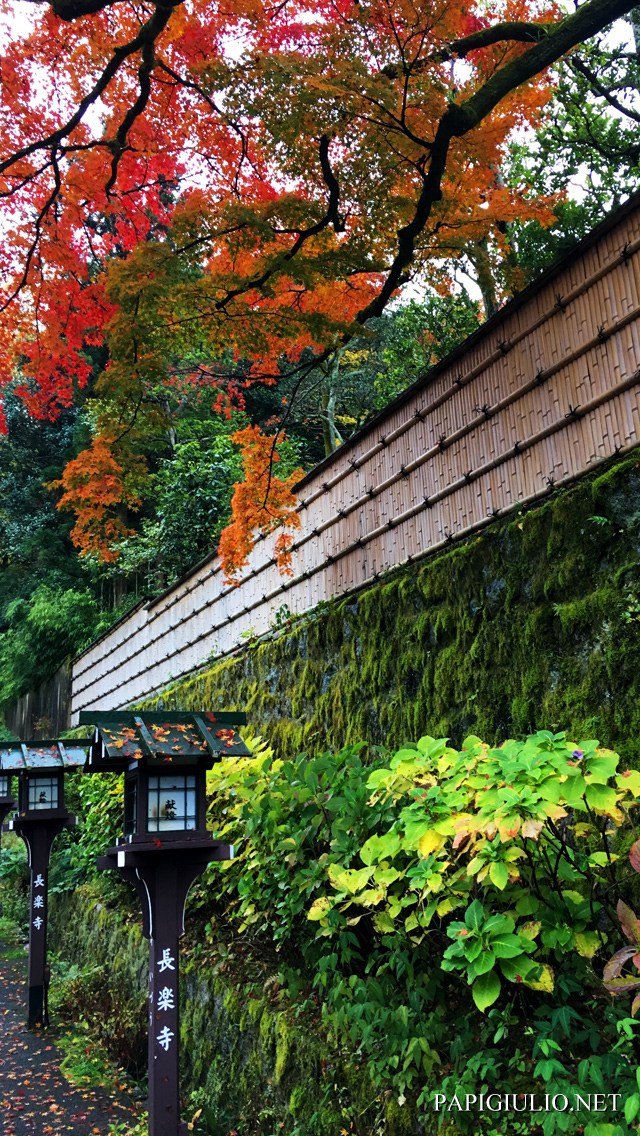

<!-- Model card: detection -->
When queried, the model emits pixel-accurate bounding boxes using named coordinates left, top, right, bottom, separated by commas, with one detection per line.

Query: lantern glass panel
left=0, top=774, right=9, bottom=797
left=28, top=776, right=59, bottom=810
left=147, top=774, right=197, bottom=831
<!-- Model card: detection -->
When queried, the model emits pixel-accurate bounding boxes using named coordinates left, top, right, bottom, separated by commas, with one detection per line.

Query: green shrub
left=44, top=729, right=640, bottom=1134
left=196, top=730, right=640, bottom=1132
left=0, top=836, right=29, bottom=933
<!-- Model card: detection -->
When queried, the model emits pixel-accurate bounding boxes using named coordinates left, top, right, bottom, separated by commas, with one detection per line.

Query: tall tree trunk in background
left=466, top=239, right=500, bottom=318
left=320, top=352, right=345, bottom=457
left=320, top=386, right=344, bottom=457
left=628, top=9, right=640, bottom=50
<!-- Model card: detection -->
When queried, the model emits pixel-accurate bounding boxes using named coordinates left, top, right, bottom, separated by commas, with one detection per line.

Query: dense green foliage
left=0, top=586, right=101, bottom=704
left=505, top=21, right=640, bottom=282
left=0, top=393, right=104, bottom=704
left=196, top=731, right=640, bottom=1133
left=0, top=397, right=81, bottom=594
left=96, top=416, right=246, bottom=592
left=5, top=726, right=637, bottom=1134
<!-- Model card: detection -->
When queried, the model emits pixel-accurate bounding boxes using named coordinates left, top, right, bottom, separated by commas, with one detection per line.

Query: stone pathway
left=0, top=949, right=142, bottom=1135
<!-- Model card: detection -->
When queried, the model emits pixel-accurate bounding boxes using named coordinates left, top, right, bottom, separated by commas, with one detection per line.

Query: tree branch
left=209, top=134, right=344, bottom=311
left=357, top=0, right=640, bottom=324
left=382, top=20, right=550, bottom=79
left=0, top=0, right=180, bottom=182
left=105, top=11, right=167, bottom=195
left=570, top=53, right=640, bottom=123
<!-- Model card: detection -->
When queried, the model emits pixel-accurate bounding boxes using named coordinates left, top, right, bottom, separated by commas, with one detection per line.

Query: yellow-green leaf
left=328, top=863, right=373, bottom=894
left=373, top=911, right=396, bottom=933
left=589, top=851, right=617, bottom=867
left=520, top=921, right=541, bottom=940
left=418, top=829, right=445, bottom=856
left=584, top=752, right=618, bottom=783
left=618, top=769, right=640, bottom=796
left=574, top=931, right=601, bottom=958
left=357, top=888, right=385, bottom=907
left=489, top=861, right=509, bottom=890
left=307, top=897, right=332, bottom=921
left=525, top=963, right=554, bottom=992
left=585, top=783, right=619, bottom=815
left=436, top=896, right=458, bottom=917
left=373, top=865, right=402, bottom=886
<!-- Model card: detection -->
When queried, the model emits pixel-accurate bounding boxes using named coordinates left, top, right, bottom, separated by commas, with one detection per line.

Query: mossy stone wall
left=49, top=886, right=406, bottom=1135
left=145, top=454, right=640, bottom=765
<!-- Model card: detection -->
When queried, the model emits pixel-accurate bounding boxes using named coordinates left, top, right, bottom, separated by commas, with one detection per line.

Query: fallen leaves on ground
left=0, top=949, right=142, bottom=1134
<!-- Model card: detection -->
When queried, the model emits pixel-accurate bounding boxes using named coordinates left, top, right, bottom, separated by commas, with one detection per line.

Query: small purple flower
left=571, top=749, right=584, bottom=761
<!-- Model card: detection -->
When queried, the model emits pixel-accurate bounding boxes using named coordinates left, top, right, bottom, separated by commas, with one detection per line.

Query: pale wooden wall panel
left=71, top=201, right=640, bottom=718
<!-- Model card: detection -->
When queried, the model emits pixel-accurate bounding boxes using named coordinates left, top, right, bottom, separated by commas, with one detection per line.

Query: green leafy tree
left=100, top=418, right=245, bottom=591
left=0, top=392, right=85, bottom=599
left=0, top=585, right=100, bottom=703
left=505, top=19, right=640, bottom=279
left=0, top=391, right=105, bottom=703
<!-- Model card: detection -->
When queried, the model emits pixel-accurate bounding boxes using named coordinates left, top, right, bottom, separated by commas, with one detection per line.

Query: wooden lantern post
left=80, top=710, right=249, bottom=1136
left=0, top=740, right=90, bottom=1028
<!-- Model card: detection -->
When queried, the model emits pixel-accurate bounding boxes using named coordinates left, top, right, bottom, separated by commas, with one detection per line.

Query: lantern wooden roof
left=0, top=740, right=89, bottom=772
left=79, top=711, right=249, bottom=772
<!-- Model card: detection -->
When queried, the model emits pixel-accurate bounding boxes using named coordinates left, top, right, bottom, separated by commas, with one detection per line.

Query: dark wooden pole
left=99, top=842, right=231, bottom=1136
left=27, top=836, right=49, bottom=1030
left=138, top=859, right=198, bottom=1136
left=9, top=817, right=70, bottom=1028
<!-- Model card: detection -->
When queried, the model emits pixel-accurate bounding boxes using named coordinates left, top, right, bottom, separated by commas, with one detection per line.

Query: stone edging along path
left=0, top=947, right=141, bottom=1135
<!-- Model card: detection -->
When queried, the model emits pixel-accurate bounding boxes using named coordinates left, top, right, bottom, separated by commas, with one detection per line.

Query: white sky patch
left=0, top=0, right=37, bottom=46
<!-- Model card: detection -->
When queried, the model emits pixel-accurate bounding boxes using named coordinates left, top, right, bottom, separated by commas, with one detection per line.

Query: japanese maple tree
left=0, top=0, right=635, bottom=573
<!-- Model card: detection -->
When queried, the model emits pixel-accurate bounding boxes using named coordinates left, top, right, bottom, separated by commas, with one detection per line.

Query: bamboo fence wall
left=5, top=661, right=71, bottom=740
left=71, top=199, right=640, bottom=720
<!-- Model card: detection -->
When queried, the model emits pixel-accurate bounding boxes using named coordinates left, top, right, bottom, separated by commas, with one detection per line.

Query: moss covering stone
left=48, top=887, right=404, bottom=1135
left=143, top=453, right=640, bottom=764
